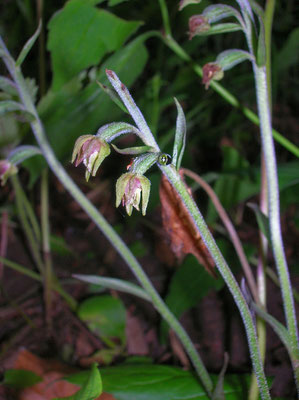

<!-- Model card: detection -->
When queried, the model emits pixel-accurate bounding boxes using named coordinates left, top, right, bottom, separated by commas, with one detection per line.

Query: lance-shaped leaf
left=179, top=0, right=202, bottom=11
left=96, top=122, right=142, bottom=143
left=8, top=145, right=42, bottom=166
left=235, top=0, right=254, bottom=22
left=16, top=21, right=42, bottom=67
left=172, top=98, right=186, bottom=170
left=212, top=353, right=229, bottom=400
left=0, top=100, right=35, bottom=121
left=202, top=4, right=244, bottom=27
left=256, top=16, right=266, bottom=67
left=96, top=80, right=128, bottom=114
left=216, top=49, right=254, bottom=71
left=111, top=144, right=155, bottom=155
left=73, top=274, right=151, bottom=301
left=0, top=76, right=18, bottom=96
left=194, top=22, right=242, bottom=36
left=247, top=203, right=271, bottom=244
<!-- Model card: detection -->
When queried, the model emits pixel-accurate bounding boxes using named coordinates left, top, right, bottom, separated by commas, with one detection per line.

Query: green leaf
left=8, top=145, right=42, bottom=166
left=96, top=80, right=128, bottom=114
left=0, top=76, right=18, bottom=96
left=216, top=49, right=254, bottom=71
left=109, top=0, right=129, bottom=5
left=66, top=363, right=250, bottom=400
left=16, top=21, right=41, bottom=67
left=247, top=203, right=271, bottom=243
left=73, top=274, right=151, bottom=301
left=212, top=353, right=229, bottom=400
left=97, top=121, right=141, bottom=142
left=161, top=255, right=223, bottom=340
left=0, top=100, right=35, bottom=121
left=3, top=369, right=42, bottom=389
left=275, top=27, right=299, bottom=73
left=47, top=0, right=142, bottom=90
left=179, top=0, right=202, bottom=11
left=54, top=363, right=102, bottom=400
left=78, top=295, right=126, bottom=346
left=202, top=4, right=244, bottom=26
left=196, top=23, right=242, bottom=36
left=172, top=98, right=186, bottom=170
left=256, top=17, right=266, bottom=67
left=235, top=0, right=254, bottom=22
left=111, top=143, right=155, bottom=155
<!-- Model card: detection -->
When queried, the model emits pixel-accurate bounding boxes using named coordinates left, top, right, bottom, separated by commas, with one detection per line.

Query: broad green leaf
left=16, top=21, right=41, bottom=67
left=172, top=98, right=186, bottom=170
left=195, top=23, right=242, bottom=36
left=276, top=27, right=299, bottom=73
left=247, top=203, right=271, bottom=243
left=78, top=295, right=126, bottom=347
left=0, top=100, right=35, bottom=121
left=8, top=145, right=42, bottom=165
left=66, top=364, right=250, bottom=400
left=47, top=0, right=142, bottom=90
left=73, top=274, right=151, bottom=301
left=54, top=363, right=102, bottom=400
left=111, top=144, right=154, bottom=155
left=161, top=255, right=223, bottom=340
left=3, top=369, right=42, bottom=389
left=24, top=34, right=149, bottom=185
left=216, top=49, right=253, bottom=71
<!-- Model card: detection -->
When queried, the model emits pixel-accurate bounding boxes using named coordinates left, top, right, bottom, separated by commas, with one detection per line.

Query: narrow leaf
left=216, top=49, right=254, bottom=71
left=195, top=23, right=242, bottom=36
left=179, top=0, right=202, bottom=10
left=96, top=121, right=142, bottom=142
left=202, top=4, right=244, bottom=27
left=235, top=0, right=254, bottom=22
left=172, top=98, right=186, bottom=170
left=0, top=100, right=35, bottom=121
left=96, top=80, right=128, bottom=114
left=8, top=145, right=42, bottom=166
left=16, top=21, right=42, bottom=67
left=0, top=76, right=18, bottom=96
left=111, top=144, right=155, bottom=155
left=247, top=203, right=271, bottom=244
left=256, top=17, right=266, bottom=67
left=73, top=274, right=151, bottom=301
left=212, top=353, right=229, bottom=400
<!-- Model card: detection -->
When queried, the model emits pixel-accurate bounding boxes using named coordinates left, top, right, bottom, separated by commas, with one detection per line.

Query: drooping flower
left=202, top=62, right=224, bottom=89
left=116, top=173, right=151, bottom=216
left=72, top=135, right=111, bottom=181
left=0, top=160, right=18, bottom=186
left=188, top=15, right=210, bottom=39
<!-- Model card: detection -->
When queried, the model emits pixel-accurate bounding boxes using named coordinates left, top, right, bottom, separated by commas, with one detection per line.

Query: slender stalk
left=253, top=64, right=299, bottom=390
left=41, top=168, right=52, bottom=330
left=181, top=167, right=259, bottom=303
left=161, top=164, right=271, bottom=400
left=264, top=0, right=276, bottom=107
left=158, top=0, right=172, bottom=36
left=0, top=38, right=213, bottom=396
left=0, top=255, right=77, bottom=310
left=11, top=174, right=44, bottom=272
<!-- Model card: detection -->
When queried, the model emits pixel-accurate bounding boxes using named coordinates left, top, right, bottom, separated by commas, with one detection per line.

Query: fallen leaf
left=159, top=173, right=216, bottom=277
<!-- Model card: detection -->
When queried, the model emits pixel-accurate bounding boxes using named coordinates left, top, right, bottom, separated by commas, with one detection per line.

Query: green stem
left=41, top=168, right=52, bottom=329
left=158, top=0, right=172, bottom=36
left=264, top=0, right=276, bottom=108
left=0, top=255, right=77, bottom=310
left=161, top=165, right=271, bottom=400
left=163, top=35, right=299, bottom=158
left=254, top=65, right=299, bottom=392
left=11, top=174, right=44, bottom=273
left=0, top=38, right=213, bottom=396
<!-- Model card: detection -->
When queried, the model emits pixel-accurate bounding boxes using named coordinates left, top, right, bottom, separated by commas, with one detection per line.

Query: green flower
left=72, top=135, right=111, bottom=181
left=0, top=160, right=18, bottom=186
left=116, top=173, right=151, bottom=216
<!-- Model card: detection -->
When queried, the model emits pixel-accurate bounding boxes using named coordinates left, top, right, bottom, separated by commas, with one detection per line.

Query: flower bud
left=0, top=160, right=18, bottom=186
left=202, top=62, right=224, bottom=89
left=72, top=135, right=110, bottom=181
left=188, top=15, right=210, bottom=39
left=116, top=173, right=151, bottom=216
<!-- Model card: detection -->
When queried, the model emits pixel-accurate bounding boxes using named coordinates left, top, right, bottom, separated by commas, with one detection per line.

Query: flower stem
left=161, top=164, right=271, bottom=400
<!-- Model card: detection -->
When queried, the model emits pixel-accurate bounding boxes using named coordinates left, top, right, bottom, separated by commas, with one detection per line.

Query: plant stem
left=182, top=167, right=258, bottom=303
left=158, top=0, right=172, bottom=36
left=253, top=64, right=299, bottom=391
left=41, top=168, right=52, bottom=330
left=0, top=37, right=213, bottom=396
left=161, top=164, right=271, bottom=400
